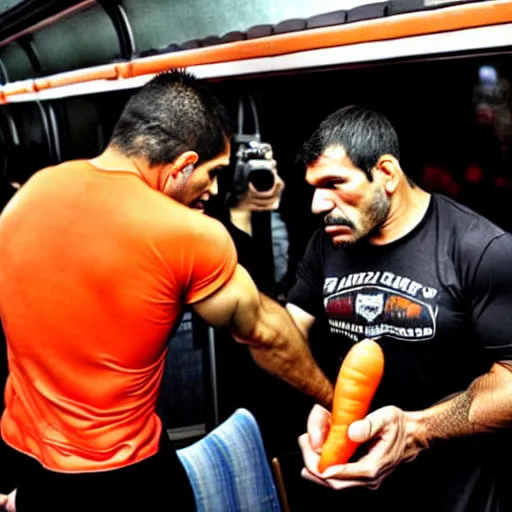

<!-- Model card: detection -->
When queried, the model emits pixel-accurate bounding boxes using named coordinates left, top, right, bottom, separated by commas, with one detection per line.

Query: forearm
left=231, top=293, right=333, bottom=409
left=408, top=362, right=512, bottom=449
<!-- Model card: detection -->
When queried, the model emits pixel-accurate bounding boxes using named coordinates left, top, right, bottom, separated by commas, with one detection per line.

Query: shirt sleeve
left=286, top=229, right=325, bottom=317
left=181, top=215, right=238, bottom=305
left=470, top=233, right=512, bottom=361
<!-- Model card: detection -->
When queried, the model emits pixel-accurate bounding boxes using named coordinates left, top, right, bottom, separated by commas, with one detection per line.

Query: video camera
left=227, top=95, right=276, bottom=206
left=234, top=140, right=275, bottom=191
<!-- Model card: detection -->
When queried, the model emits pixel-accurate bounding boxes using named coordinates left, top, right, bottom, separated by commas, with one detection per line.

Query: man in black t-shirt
left=288, top=105, right=512, bottom=511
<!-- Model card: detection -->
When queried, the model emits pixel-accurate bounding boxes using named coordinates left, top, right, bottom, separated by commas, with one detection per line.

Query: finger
left=5, top=490, right=16, bottom=512
left=274, top=175, right=285, bottom=191
left=298, top=433, right=324, bottom=477
left=321, top=456, right=382, bottom=480
left=0, top=494, right=7, bottom=507
left=325, top=478, right=369, bottom=491
left=307, top=404, right=331, bottom=452
left=301, top=468, right=331, bottom=487
left=302, top=467, right=376, bottom=491
left=348, top=406, right=397, bottom=444
left=249, top=178, right=283, bottom=199
left=327, top=461, right=399, bottom=491
left=250, top=199, right=279, bottom=208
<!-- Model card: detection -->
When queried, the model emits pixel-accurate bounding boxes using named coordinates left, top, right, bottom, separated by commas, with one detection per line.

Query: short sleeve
left=470, top=233, right=512, bottom=361
left=181, top=215, right=238, bottom=304
left=286, top=229, right=325, bottom=317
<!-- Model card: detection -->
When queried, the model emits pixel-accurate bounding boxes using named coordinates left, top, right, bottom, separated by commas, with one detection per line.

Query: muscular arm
left=409, top=235, right=512, bottom=447
left=286, top=303, right=315, bottom=339
left=192, top=265, right=333, bottom=409
left=409, top=361, right=512, bottom=449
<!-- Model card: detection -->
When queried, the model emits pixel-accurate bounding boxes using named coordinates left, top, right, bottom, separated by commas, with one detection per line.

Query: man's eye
left=324, top=181, right=345, bottom=189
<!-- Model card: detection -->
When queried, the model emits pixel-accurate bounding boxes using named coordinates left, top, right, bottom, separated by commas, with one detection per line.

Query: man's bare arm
left=408, top=361, right=512, bottom=450
left=192, top=265, right=333, bottom=409
left=286, top=303, right=315, bottom=339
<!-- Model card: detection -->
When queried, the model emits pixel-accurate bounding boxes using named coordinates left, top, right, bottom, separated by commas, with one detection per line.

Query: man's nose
left=208, top=177, right=218, bottom=196
left=311, top=188, right=335, bottom=214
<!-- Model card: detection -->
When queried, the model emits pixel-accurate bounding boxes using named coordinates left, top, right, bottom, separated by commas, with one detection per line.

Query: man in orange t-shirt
left=0, top=70, right=333, bottom=511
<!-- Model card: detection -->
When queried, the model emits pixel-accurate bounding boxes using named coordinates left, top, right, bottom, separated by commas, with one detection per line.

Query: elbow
left=233, top=294, right=283, bottom=350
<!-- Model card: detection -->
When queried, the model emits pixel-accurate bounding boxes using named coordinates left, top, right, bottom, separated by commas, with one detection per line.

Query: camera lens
left=248, top=168, right=275, bottom=191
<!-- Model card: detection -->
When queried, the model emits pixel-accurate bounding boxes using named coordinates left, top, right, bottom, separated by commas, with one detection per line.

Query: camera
left=229, top=141, right=275, bottom=205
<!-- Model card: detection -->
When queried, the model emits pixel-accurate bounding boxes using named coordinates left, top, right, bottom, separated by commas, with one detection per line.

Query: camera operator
left=226, top=141, right=289, bottom=301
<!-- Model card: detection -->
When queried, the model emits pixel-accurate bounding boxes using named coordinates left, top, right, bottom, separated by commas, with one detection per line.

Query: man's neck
left=369, top=184, right=431, bottom=246
left=89, top=147, right=163, bottom=191
left=89, top=147, right=143, bottom=176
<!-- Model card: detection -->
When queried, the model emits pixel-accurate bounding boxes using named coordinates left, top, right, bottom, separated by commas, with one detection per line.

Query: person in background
left=225, top=155, right=289, bottom=298
left=0, top=70, right=333, bottom=512
left=287, top=105, right=512, bottom=511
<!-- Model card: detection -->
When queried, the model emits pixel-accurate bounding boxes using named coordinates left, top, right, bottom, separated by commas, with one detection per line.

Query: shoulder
left=159, top=200, right=235, bottom=250
left=434, top=194, right=505, bottom=238
left=35, top=159, right=90, bottom=176
left=433, top=194, right=505, bottom=251
left=432, top=194, right=509, bottom=286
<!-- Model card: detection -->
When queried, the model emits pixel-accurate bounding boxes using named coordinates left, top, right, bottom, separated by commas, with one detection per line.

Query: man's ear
left=375, top=154, right=400, bottom=194
left=183, top=164, right=195, bottom=177
left=171, top=151, right=199, bottom=179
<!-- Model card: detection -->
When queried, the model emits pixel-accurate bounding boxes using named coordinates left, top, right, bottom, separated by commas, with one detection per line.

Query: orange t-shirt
left=0, top=160, right=237, bottom=472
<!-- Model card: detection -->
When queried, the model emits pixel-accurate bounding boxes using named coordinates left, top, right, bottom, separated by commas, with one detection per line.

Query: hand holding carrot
left=298, top=338, right=425, bottom=490
left=298, top=401, right=425, bottom=490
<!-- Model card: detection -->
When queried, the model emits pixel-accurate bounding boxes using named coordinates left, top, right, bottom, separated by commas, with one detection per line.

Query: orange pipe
left=129, top=1, right=512, bottom=78
left=1, top=0, right=512, bottom=97
left=33, top=64, right=120, bottom=92
left=3, top=82, right=36, bottom=97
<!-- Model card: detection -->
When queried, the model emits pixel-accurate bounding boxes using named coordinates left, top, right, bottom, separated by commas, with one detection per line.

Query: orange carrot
left=318, top=338, right=384, bottom=473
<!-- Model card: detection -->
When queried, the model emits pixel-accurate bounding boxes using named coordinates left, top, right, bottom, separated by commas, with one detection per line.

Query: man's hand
left=298, top=404, right=424, bottom=490
left=232, top=160, right=284, bottom=212
left=0, top=490, right=16, bottom=512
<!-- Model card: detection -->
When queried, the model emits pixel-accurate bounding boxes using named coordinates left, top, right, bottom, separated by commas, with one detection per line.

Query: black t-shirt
left=287, top=193, right=512, bottom=512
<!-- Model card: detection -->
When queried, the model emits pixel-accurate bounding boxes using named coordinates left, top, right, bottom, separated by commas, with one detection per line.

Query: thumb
left=348, top=418, right=373, bottom=443
left=0, top=494, right=7, bottom=508
left=348, top=407, right=392, bottom=443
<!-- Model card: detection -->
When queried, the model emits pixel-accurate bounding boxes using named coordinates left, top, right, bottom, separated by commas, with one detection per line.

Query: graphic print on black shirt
left=323, top=270, right=439, bottom=342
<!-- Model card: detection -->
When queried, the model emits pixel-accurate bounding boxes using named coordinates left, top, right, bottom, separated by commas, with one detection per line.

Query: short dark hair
left=300, top=105, right=400, bottom=181
left=110, top=69, right=232, bottom=166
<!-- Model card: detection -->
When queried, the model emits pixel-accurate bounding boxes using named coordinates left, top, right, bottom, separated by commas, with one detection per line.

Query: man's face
left=305, top=146, right=390, bottom=246
left=172, top=143, right=231, bottom=213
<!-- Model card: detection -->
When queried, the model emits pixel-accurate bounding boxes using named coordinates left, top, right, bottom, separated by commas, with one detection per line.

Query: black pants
left=0, top=431, right=196, bottom=511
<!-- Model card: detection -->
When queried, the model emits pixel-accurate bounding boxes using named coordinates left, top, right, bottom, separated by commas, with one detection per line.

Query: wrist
left=404, top=409, right=432, bottom=453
